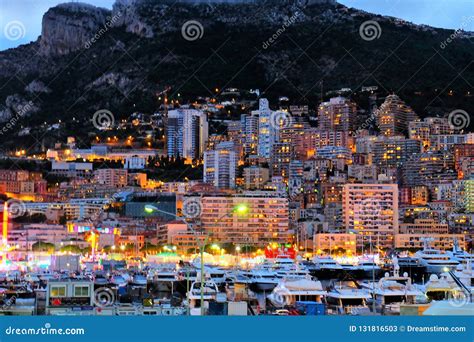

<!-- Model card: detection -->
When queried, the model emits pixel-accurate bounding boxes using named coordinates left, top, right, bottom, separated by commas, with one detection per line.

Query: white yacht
left=242, top=269, right=279, bottom=292
left=206, top=267, right=227, bottom=286
left=357, top=259, right=382, bottom=279
left=310, top=256, right=343, bottom=279
left=271, top=256, right=295, bottom=270
left=131, top=274, right=147, bottom=287
left=417, top=273, right=463, bottom=302
left=275, top=264, right=311, bottom=281
left=267, top=278, right=326, bottom=307
left=414, top=238, right=459, bottom=273
left=446, top=239, right=473, bottom=265
left=326, top=281, right=371, bottom=315
left=362, top=264, right=424, bottom=314
left=110, top=274, right=128, bottom=287
left=186, top=280, right=220, bottom=315
left=453, top=262, right=474, bottom=293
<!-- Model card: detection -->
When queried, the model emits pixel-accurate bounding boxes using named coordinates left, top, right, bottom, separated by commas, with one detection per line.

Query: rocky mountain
left=0, top=0, right=473, bottom=147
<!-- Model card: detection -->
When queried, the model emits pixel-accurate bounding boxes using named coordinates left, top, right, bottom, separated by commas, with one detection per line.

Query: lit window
left=51, top=286, right=66, bottom=297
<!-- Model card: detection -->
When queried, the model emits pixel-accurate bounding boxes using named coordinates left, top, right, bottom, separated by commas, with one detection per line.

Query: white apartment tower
left=203, top=142, right=237, bottom=189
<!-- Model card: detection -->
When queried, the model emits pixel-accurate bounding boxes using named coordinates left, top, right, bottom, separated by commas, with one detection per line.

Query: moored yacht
left=396, top=255, right=426, bottom=283
left=267, top=278, right=326, bottom=307
left=446, top=239, right=473, bottom=265
left=362, top=266, right=424, bottom=314
left=242, top=269, right=279, bottom=292
left=414, top=238, right=459, bottom=274
left=186, top=280, right=220, bottom=315
left=417, top=273, right=463, bottom=302
left=326, top=280, right=371, bottom=315
left=309, top=256, right=343, bottom=279
left=357, top=259, right=383, bottom=279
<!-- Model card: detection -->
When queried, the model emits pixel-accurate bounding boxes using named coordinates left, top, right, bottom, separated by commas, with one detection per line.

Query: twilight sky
left=0, top=0, right=473, bottom=51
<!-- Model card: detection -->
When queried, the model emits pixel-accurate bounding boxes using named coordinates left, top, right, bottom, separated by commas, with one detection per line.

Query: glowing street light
left=233, top=203, right=249, bottom=215
left=144, top=205, right=156, bottom=214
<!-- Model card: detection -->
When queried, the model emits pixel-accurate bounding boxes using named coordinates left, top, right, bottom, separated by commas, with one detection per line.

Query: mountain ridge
left=0, top=0, right=472, bottom=150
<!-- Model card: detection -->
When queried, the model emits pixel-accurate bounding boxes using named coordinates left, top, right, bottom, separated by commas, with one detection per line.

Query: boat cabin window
left=383, top=295, right=406, bottom=304
left=73, top=285, right=90, bottom=297
left=340, top=298, right=365, bottom=306
left=50, top=285, right=66, bottom=297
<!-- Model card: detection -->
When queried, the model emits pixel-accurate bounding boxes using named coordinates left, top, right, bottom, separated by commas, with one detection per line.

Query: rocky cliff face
left=39, top=3, right=111, bottom=55
left=0, top=0, right=472, bottom=146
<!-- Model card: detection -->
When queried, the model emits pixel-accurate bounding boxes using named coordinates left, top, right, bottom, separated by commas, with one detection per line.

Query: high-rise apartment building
left=203, top=142, right=237, bottom=189
left=167, top=109, right=208, bottom=160
left=376, top=94, right=418, bottom=136
left=318, top=97, right=357, bottom=131
left=342, top=183, right=399, bottom=249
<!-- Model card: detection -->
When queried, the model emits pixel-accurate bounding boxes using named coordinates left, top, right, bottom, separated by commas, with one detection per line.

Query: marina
left=0, top=241, right=471, bottom=317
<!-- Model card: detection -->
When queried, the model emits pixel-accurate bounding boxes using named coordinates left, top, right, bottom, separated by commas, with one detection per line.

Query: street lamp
left=144, top=201, right=249, bottom=315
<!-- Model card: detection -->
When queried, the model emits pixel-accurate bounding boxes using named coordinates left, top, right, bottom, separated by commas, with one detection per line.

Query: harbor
left=0, top=239, right=472, bottom=317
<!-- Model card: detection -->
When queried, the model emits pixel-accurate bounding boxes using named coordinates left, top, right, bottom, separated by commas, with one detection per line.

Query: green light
left=234, top=203, right=249, bottom=215
left=144, top=207, right=154, bottom=214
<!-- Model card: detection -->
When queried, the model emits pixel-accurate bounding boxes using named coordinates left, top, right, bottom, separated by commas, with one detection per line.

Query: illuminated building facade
left=342, top=183, right=398, bottom=249
left=200, top=194, right=290, bottom=245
